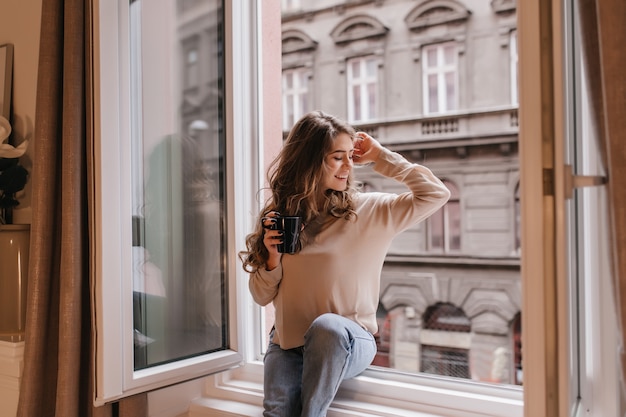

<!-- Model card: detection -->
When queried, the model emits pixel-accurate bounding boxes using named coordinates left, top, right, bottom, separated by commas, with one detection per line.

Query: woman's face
left=322, top=132, right=354, bottom=192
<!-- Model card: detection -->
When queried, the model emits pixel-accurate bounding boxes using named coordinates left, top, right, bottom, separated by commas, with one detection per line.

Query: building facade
left=281, top=0, right=521, bottom=385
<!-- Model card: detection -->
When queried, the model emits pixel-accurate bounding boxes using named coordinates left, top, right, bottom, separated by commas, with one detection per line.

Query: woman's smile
left=323, top=133, right=354, bottom=191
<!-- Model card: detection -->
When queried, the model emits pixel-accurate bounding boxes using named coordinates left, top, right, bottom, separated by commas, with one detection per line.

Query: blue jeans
left=263, top=313, right=377, bottom=417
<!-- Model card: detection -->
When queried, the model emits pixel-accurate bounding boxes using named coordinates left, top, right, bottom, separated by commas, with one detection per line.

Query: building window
left=421, top=303, right=471, bottom=379
left=282, top=68, right=310, bottom=130
left=422, top=42, right=458, bottom=115
left=184, top=44, right=199, bottom=90
left=347, top=56, right=378, bottom=123
left=428, top=180, right=460, bottom=253
left=281, top=0, right=300, bottom=13
left=510, top=29, right=518, bottom=105
left=421, top=346, right=470, bottom=378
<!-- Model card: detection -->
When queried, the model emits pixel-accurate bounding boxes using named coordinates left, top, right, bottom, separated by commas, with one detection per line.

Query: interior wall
left=0, top=0, right=42, bottom=224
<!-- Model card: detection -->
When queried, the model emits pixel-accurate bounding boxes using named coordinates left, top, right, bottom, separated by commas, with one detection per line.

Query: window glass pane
left=299, top=94, right=308, bottom=118
left=429, top=208, right=443, bottom=250
left=130, top=0, right=227, bottom=370
left=428, top=74, right=439, bottom=113
left=351, top=60, right=361, bottom=78
left=352, top=85, right=362, bottom=120
left=279, top=1, right=522, bottom=391
left=444, top=44, right=455, bottom=66
left=366, top=58, right=377, bottom=77
left=284, top=94, right=295, bottom=128
left=514, top=183, right=521, bottom=252
left=445, top=72, right=456, bottom=111
left=448, top=201, right=461, bottom=251
left=368, top=82, right=376, bottom=119
left=426, top=47, right=437, bottom=68
left=421, top=346, right=470, bottom=378
left=283, top=72, right=295, bottom=129
left=184, top=45, right=199, bottom=89
left=298, top=71, right=308, bottom=88
left=284, top=71, right=293, bottom=89
left=188, top=49, right=198, bottom=64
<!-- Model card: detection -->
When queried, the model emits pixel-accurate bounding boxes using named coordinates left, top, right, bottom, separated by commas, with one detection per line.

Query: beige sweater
left=249, top=148, right=450, bottom=349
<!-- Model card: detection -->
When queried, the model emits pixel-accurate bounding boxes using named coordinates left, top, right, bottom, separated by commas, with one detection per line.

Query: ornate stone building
left=281, top=0, right=521, bottom=385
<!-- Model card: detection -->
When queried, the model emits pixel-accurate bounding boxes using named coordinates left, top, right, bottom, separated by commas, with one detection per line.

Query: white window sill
left=192, top=362, right=523, bottom=417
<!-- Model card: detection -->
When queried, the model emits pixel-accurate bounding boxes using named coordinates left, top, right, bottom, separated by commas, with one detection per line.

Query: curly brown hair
left=239, top=111, right=358, bottom=273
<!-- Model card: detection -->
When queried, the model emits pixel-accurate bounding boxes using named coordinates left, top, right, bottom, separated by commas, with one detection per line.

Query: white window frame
left=347, top=55, right=379, bottom=123
left=205, top=1, right=621, bottom=416
left=422, top=42, right=458, bottom=115
left=282, top=67, right=310, bottom=131
left=93, top=0, right=260, bottom=404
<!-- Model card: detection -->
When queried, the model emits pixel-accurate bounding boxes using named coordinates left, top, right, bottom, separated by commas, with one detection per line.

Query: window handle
left=564, top=164, right=607, bottom=199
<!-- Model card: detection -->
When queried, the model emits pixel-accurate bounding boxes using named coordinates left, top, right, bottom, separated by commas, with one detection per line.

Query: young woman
left=240, top=111, right=450, bottom=416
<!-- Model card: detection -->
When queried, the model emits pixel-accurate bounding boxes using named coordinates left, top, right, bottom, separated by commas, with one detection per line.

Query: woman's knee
left=305, top=314, right=348, bottom=346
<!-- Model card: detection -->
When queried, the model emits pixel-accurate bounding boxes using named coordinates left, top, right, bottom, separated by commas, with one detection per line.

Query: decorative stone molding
left=421, top=117, right=459, bottom=135
left=405, top=0, right=471, bottom=32
left=335, top=50, right=384, bottom=74
left=281, top=29, right=318, bottom=54
left=462, top=288, right=519, bottom=334
left=471, top=311, right=510, bottom=335
left=491, top=0, right=516, bottom=14
left=498, top=26, right=516, bottom=48
left=411, top=37, right=466, bottom=62
left=330, top=14, right=389, bottom=45
left=380, top=272, right=441, bottom=326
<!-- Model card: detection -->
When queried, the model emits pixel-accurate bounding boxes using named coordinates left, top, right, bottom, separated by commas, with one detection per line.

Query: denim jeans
left=263, top=313, right=377, bottom=417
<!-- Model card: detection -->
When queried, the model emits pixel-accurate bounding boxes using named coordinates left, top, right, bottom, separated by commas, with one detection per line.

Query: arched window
left=282, top=67, right=311, bottom=130
left=330, top=14, right=388, bottom=124
left=281, top=29, right=317, bottom=130
left=420, top=302, right=470, bottom=379
left=428, top=180, right=460, bottom=253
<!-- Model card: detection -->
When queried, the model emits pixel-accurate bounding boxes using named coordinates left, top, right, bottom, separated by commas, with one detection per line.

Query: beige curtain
left=577, top=0, right=626, bottom=392
left=16, top=0, right=146, bottom=415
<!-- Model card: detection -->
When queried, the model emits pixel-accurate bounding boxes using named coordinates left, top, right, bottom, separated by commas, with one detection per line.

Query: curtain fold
left=577, top=0, right=626, bottom=392
left=16, top=0, right=146, bottom=415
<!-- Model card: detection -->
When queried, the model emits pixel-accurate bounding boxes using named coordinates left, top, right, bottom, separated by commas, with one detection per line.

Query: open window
left=91, top=0, right=623, bottom=415
left=92, top=0, right=259, bottom=403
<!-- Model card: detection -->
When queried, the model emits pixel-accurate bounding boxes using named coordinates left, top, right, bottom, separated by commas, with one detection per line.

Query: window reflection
left=130, top=0, right=227, bottom=370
